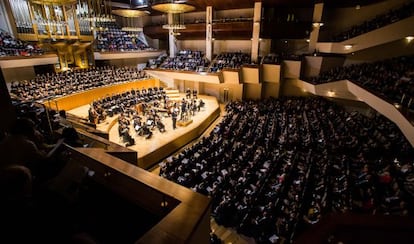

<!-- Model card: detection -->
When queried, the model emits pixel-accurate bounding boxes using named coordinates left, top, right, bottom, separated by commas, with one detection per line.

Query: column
left=206, top=6, right=213, bottom=61
left=168, top=13, right=177, bottom=58
left=308, top=3, right=324, bottom=53
left=251, top=1, right=261, bottom=63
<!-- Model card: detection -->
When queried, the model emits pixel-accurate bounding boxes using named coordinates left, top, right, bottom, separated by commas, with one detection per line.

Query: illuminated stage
left=68, top=94, right=220, bottom=169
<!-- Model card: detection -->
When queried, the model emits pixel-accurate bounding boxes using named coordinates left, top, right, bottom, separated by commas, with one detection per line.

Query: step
left=165, top=88, right=179, bottom=93
left=165, top=89, right=180, bottom=98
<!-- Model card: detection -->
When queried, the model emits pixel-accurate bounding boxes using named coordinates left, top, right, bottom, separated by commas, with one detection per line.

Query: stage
left=68, top=94, right=221, bottom=169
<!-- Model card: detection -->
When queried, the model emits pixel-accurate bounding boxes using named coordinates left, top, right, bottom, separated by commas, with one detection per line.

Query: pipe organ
left=4, top=0, right=115, bottom=71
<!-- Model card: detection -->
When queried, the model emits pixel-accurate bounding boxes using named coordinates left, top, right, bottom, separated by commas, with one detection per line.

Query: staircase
left=164, top=88, right=180, bottom=99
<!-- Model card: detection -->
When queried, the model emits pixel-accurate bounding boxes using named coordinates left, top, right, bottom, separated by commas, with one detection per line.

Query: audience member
left=0, top=117, right=65, bottom=184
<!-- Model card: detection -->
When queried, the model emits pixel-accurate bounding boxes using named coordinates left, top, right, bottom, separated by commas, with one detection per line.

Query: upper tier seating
left=331, top=1, right=414, bottom=42
left=309, top=55, right=414, bottom=110
left=0, top=30, right=43, bottom=57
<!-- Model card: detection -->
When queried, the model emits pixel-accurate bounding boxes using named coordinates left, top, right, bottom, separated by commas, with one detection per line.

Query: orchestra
left=87, top=86, right=205, bottom=146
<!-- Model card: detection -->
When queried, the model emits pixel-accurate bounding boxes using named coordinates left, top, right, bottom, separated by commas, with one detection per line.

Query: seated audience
left=331, top=2, right=414, bottom=42
left=160, top=97, right=413, bottom=243
left=309, top=55, right=414, bottom=110
left=10, top=66, right=147, bottom=102
left=0, top=118, right=65, bottom=184
left=0, top=30, right=43, bottom=57
left=209, top=52, right=252, bottom=72
left=94, top=21, right=152, bottom=52
left=158, top=50, right=210, bottom=72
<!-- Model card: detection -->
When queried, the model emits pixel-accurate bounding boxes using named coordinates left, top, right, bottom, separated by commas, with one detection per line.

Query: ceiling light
left=344, top=44, right=353, bottom=50
left=121, top=27, right=143, bottom=32
left=151, top=3, right=195, bottom=14
left=112, top=9, right=149, bottom=18
left=312, top=22, right=324, bottom=27
left=405, top=36, right=414, bottom=42
left=162, top=24, right=186, bottom=30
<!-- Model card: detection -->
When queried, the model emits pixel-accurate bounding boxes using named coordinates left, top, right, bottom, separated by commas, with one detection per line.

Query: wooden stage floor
left=68, top=94, right=220, bottom=168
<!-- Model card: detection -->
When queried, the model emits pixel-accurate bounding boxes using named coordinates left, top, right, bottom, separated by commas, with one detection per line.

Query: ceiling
left=114, top=0, right=387, bottom=40
left=113, top=0, right=386, bottom=11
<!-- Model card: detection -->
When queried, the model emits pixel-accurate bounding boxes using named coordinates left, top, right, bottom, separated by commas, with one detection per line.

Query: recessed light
left=312, top=22, right=324, bottom=27
left=344, top=44, right=353, bottom=50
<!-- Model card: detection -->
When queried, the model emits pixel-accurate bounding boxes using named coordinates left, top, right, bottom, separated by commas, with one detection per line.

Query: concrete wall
left=202, top=83, right=243, bottom=102
left=272, top=39, right=310, bottom=55
left=302, top=56, right=345, bottom=79
left=2, top=66, right=36, bottom=83
left=241, top=67, right=260, bottom=83
left=262, top=82, right=279, bottom=98
left=303, top=56, right=323, bottom=78
left=178, top=39, right=252, bottom=55
left=262, top=64, right=281, bottom=83
left=178, top=40, right=206, bottom=52
left=280, top=78, right=311, bottom=97
left=282, top=60, right=302, bottom=79
left=259, top=39, right=272, bottom=57
left=108, top=57, right=150, bottom=68
left=243, top=83, right=262, bottom=100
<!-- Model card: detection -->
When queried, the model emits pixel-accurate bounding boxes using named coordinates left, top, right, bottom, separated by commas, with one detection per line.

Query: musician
left=172, top=105, right=178, bottom=130
left=155, top=117, right=166, bottom=133
left=133, top=116, right=142, bottom=135
left=88, top=105, right=98, bottom=124
left=122, top=128, right=135, bottom=146
left=96, top=105, right=107, bottom=123
left=141, top=123, right=153, bottom=139
left=191, top=99, right=198, bottom=116
left=193, top=89, right=198, bottom=99
left=181, top=98, right=187, bottom=120
left=198, top=99, right=205, bottom=111
left=186, top=88, right=191, bottom=99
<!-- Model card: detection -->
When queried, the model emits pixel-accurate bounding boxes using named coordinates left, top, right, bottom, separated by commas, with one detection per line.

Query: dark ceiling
left=113, top=0, right=386, bottom=11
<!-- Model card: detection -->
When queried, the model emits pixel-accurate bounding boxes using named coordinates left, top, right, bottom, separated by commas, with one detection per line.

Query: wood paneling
left=116, top=0, right=385, bottom=11
left=67, top=146, right=212, bottom=244
left=144, top=21, right=252, bottom=40
left=44, top=79, right=157, bottom=111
